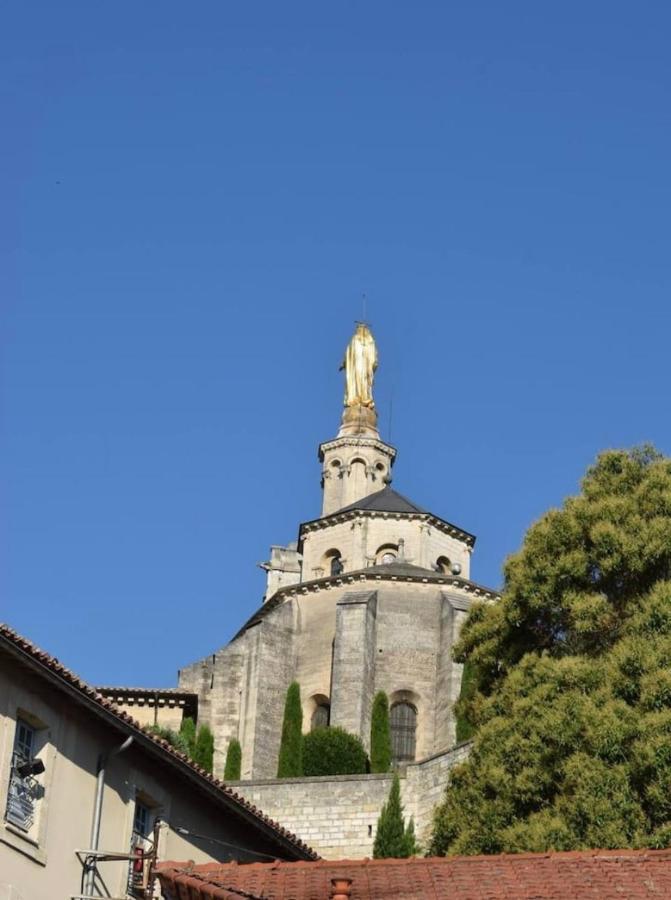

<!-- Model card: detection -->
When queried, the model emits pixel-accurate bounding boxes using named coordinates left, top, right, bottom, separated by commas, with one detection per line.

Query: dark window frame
left=390, top=701, right=417, bottom=764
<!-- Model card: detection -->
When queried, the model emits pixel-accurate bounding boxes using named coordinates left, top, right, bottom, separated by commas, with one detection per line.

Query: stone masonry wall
left=228, top=742, right=472, bottom=859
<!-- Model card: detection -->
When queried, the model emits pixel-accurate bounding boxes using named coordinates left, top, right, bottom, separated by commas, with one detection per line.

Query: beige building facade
left=0, top=626, right=315, bottom=900
left=178, top=325, right=498, bottom=780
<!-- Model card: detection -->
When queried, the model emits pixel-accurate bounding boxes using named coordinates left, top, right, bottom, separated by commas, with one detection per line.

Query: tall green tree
left=431, top=447, right=671, bottom=855
left=179, top=716, right=197, bottom=757
left=277, top=681, right=303, bottom=778
left=370, top=691, right=392, bottom=773
left=373, top=774, right=418, bottom=858
left=193, top=723, right=215, bottom=773
left=224, top=738, right=242, bottom=780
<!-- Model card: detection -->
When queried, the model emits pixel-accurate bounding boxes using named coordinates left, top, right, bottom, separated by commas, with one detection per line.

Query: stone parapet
left=227, top=742, right=472, bottom=858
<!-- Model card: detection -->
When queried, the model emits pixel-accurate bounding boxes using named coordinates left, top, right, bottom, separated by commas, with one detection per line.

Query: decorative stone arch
left=322, top=548, right=344, bottom=577
left=308, top=693, right=331, bottom=731
left=375, top=543, right=399, bottom=565
left=389, top=689, right=421, bottom=765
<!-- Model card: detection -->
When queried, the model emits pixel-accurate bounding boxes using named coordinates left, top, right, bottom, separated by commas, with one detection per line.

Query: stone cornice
left=298, top=508, right=476, bottom=548
left=318, top=435, right=397, bottom=461
left=231, top=567, right=499, bottom=642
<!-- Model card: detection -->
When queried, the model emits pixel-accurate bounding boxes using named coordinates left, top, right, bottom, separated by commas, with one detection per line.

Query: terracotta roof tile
left=0, top=623, right=318, bottom=861
left=156, top=849, right=671, bottom=899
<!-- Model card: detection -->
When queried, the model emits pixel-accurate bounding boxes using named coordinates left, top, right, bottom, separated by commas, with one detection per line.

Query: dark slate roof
left=335, top=486, right=427, bottom=515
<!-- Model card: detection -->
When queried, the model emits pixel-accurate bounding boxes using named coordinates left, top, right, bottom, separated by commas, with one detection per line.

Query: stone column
left=434, top=590, right=471, bottom=750
left=330, top=591, right=377, bottom=749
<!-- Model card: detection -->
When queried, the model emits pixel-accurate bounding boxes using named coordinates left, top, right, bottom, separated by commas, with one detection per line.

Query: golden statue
left=341, top=323, right=378, bottom=409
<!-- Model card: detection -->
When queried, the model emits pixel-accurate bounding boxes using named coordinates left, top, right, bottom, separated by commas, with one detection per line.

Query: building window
left=133, top=800, right=151, bottom=839
left=375, top=544, right=399, bottom=566
left=436, top=556, right=451, bottom=574
left=323, top=549, right=343, bottom=576
left=311, top=702, right=330, bottom=730
left=128, top=798, right=155, bottom=898
left=390, top=702, right=417, bottom=764
left=5, top=719, right=43, bottom=833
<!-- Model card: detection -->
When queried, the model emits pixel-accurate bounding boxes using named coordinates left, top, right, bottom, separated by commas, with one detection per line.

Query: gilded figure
left=341, top=323, right=378, bottom=408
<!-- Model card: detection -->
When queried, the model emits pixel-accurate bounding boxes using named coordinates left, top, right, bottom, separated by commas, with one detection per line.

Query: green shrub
left=373, top=773, right=418, bottom=858
left=303, top=726, right=367, bottom=776
left=370, top=691, right=392, bottom=773
left=277, top=681, right=303, bottom=777
left=224, top=738, right=242, bottom=780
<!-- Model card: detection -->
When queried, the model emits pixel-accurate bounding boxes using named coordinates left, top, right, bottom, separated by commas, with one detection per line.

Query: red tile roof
left=155, top=849, right=671, bottom=899
left=0, top=623, right=317, bottom=861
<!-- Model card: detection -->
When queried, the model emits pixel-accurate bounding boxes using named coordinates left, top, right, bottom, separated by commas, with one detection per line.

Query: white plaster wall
left=0, top=660, right=301, bottom=900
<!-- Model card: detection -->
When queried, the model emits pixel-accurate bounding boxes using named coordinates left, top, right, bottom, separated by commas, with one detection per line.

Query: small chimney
left=330, top=877, right=353, bottom=899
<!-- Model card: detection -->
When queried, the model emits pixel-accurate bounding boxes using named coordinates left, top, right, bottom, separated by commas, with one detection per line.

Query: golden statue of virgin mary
left=341, top=323, right=378, bottom=409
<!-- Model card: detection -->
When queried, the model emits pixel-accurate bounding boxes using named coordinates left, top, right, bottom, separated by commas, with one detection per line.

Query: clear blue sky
left=3, top=2, right=670, bottom=686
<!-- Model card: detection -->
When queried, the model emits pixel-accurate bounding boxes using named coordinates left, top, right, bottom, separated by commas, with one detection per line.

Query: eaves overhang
left=297, top=508, right=476, bottom=554
left=0, top=624, right=318, bottom=861
left=231, top=566, right=499, bottom=642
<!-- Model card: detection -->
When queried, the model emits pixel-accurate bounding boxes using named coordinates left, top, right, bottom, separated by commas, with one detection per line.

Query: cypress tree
left=370, top=691, right=392, bottom=773
left=373, top=774, right=416, bottom=858
left=193, top=723, right=215, bottom=773
left=224, top=738, right=242, bottom=780
left=179, top=716, right=197, bottom=757
left=277, top=681, right=303, bottom=777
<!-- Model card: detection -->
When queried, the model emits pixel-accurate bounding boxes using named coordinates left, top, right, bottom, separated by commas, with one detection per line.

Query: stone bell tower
left=319, top=323, right=396, bottom=516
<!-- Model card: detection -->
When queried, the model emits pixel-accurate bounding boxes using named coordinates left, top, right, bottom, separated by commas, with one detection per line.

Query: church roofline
left=318, top=434, right=398, bottom=461
left=231, top=566, right=499, bottom=642
left=297, top=505, right=476, bottom=549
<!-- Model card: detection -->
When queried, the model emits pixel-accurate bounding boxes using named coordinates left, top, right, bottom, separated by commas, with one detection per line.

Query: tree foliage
left=455, top=660, right=477, bottom=744
left=373, top=773, right=419, bottom=858
left=224, top=738, right=242, bottom=781
left=147, top=715, right=197, bottom=758
left=303, top=726, right=368, bottom=776
left=179, top=717, right=197, bottom=756
left=432, top=446, right=671, bottom=855
left=277, top=681, right=304, bottom=778
left=193, top=723, right=215, bottom=773
left=370, top=691, right=392, bottom=773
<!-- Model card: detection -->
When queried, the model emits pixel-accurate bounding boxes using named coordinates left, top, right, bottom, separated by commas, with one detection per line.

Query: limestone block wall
left=179, top=600, right=297, bottom=780
left=404, top=742, right=473, bottom=845
left=320, top=435, right=395, bottom=516
left=227, top=742, right=472, bottom=859
left=330, top=591, right=378, bottom=745
left=372, top=587, right=442, bottom=760
left=301, top=515, right=471, bottom=579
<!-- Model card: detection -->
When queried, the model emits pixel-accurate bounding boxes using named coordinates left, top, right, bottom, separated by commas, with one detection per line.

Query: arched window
left=322, top=549, right=343, bottom=577
left=436, top=556, right=451, bottom=574
left=311, top=702, right=330, bottom=730
left=390, top=701, right=417, bottom=764
left=375, top=544, right=398, bottom=566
